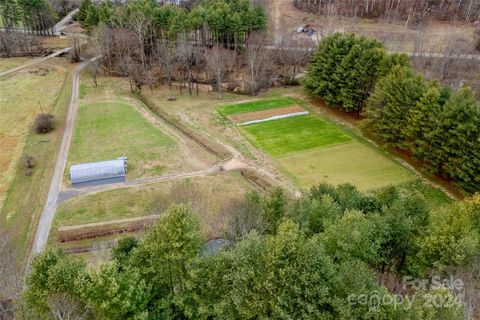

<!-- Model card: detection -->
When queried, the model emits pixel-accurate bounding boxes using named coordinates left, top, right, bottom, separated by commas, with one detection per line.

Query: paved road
left=0, top=9, right=78, bottom=35
left=0, top=47, right=71, bottom=77
left=31, top=60, right=89, bottom=255
left=53, top=9, right=79, bottom=34
left=266, top=45, right=480, bottom=60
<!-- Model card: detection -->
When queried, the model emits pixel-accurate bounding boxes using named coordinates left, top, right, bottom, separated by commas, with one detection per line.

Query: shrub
left=34, top=114, right=54, bottom=134
left=21, top=154, right=35, bottom=176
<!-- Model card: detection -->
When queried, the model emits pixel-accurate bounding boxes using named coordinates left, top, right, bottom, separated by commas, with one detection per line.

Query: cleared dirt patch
left=229, top=105, right=306, bottom=123
left=57, top=215, right=159, bottom=242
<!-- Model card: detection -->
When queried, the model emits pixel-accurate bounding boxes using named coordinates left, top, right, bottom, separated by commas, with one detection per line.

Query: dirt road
left=0, top=47, right=71, bottom=77
left=31, top=60, right=89, bottom=255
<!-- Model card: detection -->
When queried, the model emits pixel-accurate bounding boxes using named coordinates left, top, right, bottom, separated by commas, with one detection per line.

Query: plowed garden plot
left=229, top=105, right=306, bottom=123
left=219, top=97, right=296, bottom=116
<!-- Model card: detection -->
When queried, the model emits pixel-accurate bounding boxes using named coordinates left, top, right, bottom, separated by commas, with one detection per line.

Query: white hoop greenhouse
left=69, top=158, right=127, bottom=188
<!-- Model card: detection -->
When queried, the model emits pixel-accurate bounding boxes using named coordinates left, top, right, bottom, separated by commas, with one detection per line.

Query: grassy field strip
left=0, top=63, right=67, bottom=210
left=67, top=101, right=175, bottom=181
left=219, top=95, right=420, bottom=192
left=58, top=214, right=160, bottom=232
left=219, top=97, right=295, bottom=115
left=57, top=214, right=160, bottom=243
left=52, top=172, right=252, bottom=239
left=241, top=115, right=351, bottom=157
left=0, top=57, right=31, bottom=72
left=0, top=59, right=74, bottom=266
left=276, top=142, right=415, bottom=191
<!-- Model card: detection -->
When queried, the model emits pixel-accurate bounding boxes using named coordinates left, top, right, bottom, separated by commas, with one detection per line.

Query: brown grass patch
left=0, top=63, right=67, bottom=211
left=229, top=105, right=306, bottom=123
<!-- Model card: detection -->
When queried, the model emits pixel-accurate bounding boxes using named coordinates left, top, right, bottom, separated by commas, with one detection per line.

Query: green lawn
left=225, top=98, right=417, bottom=191
left=68, top=101, right=175, bottom=180
left=276, top=142, right=415, bottom=191
left=219, top=98, right=295, bottom=116
left=241, top=115, right=351, bottom=157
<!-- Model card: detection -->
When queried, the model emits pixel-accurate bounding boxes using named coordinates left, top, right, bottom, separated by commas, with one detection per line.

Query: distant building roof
left=70, top=159, right=126, bottom=184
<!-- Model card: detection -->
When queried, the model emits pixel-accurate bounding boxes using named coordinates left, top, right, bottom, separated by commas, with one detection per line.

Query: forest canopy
left=23, top=183, right=479, bottom=319
left=77, top=0, right=266, bottom=47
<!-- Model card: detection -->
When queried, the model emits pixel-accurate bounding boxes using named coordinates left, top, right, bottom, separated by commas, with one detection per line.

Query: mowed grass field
left=68, top=101, right=175, bottom=180
left=277, top=142, right=414, bottom=190
left=222, top=98, right=416, bottom=191
left=242, top=115, right=351, bottom=157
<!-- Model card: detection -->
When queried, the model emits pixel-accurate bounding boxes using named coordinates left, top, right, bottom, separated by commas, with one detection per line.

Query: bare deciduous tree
left=244, top=32, right=275, bottom=96
left=176, top=39, right=195, bottom=95
left=276, top=32, right=314, bottom=85
left=47, top=293, right=90, bottom=320
left=221, top=196, right=266, bottom=243
left=68, top=34, right=82, bottom=63
left=0, top=230, right=23, bottom=320
left=87, top=59, right=100, bottom=86
left=127, top=11, right=153, bottom=73
left=156, top=42, right=177, bottom=89
left=92, top=26, right=116, bottom=75
left=205, top=45, right=236, bottom=99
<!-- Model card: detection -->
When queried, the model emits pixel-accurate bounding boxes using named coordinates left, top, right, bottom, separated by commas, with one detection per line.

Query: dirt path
left=58, top=158, right=249, bottom=204
left=0, top=47, right=71, bottom=77
left=30, top=60, right=89, bottom=255
left=271, top=0, right=281, bottom=44
left=128, top=98, right=214, bottom=171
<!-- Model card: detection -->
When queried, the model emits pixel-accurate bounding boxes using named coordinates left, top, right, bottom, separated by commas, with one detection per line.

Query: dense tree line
left=78, top=0, right=266, bottom=48
left=0, top=0, right=75, bottom=34
left=17, top=183, right=480, bottom=319
left=304, top=33, right=387, bottom=113
left=303, top=33, right=480, bottom=193
left=365, top=67, right=480, bottom=193
left=293, top=0, right=479, bottom=23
